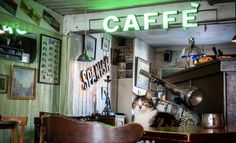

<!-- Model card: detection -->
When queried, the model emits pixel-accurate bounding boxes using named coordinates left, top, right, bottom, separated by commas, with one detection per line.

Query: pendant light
left=232, top=35, right=236, bottom=43
left=180, top=37, right=204, bottom=59
left=77, top=7, right=92, bottom=62
left=232, top=2, right=236, bottom=43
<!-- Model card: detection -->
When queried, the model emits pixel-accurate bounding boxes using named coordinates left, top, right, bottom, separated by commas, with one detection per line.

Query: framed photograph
left=0, top=74, right=8, bottom=93
left=134, top=57, right=150, bottom=90
left=39, top=34, right=61, bottom=84
left=102, top=38, right=110, bottom=52
left=84, top=35, right=96, bottom=60
left=11, top=65, right=36, bottom=100
left=101, top=87, right=108, bottom=100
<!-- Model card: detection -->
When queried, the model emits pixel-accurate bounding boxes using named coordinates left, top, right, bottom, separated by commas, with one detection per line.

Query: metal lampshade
left=77, top=48, right=92, bottom=62
left=232, top=35, right=236, bottom=43
left=180, top=37, right=204, bottom=59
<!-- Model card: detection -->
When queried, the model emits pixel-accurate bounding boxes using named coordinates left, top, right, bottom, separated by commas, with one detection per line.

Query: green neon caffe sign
left=103, top=2, right=199, bottom=32
left=1, top=25, right=27, bottom=34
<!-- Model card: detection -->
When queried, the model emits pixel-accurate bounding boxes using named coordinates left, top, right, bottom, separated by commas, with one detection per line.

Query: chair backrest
left=40, top=115, right=144, bottom=143
left=1, top=116, right=28, bottom=143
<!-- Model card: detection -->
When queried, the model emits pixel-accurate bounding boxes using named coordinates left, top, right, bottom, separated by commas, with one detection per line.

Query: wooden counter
left=163, top=59, right=236, bottom=128
left=142, top=126, right=236, bottom=143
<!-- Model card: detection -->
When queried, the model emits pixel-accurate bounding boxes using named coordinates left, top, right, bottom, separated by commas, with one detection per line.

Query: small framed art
left=84, top=35, right=96, bottom=60
left=102, top=38, right=110, bottom=52
left=11, top=65, right=36, bottom=100
left=0, top=74, right=8, bottom=93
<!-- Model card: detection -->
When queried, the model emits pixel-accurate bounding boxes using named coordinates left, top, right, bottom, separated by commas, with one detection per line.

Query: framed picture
left=11, top=65, right=36, bottom=100
left=84, top=35, right=96, bottom=60
left=0, top=74, right=8, bottom=93
left=134, top=57, right=150, bottom=90
left=102, top=38, right=110, bottom=52
left=39, top=34, right=61, bottom=84
left=101, top=87, right=108, bottom=100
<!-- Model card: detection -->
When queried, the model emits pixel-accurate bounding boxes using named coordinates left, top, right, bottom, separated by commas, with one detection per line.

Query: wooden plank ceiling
left=33, top=0, right=235, bottom=16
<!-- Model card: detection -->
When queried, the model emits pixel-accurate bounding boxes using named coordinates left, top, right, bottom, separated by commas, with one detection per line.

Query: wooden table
left=0, top=121, right=18, bottom=143
left=142, top=126, right=236, bottom=143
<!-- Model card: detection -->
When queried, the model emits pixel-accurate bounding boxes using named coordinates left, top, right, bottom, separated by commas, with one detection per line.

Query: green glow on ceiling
left=16, top=29, right=27, bottom=34
left=2, top=25, right=27, bottom=34
left=87, top=0, right=181, bottom=11
left=2, top=25, right=13, bottom=34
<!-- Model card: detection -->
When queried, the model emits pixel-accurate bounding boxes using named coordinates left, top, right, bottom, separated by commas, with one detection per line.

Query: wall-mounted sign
left=103, top=2, right=200, bottom=33
left=81, top=56, right=110, bottom=90
left=1, top=25, right=27, bottom=34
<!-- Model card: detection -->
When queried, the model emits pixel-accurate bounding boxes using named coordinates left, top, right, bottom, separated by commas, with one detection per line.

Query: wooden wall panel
left=0, top=12, right=64, bottom=142
left=67, top=33, right=112, bottom=116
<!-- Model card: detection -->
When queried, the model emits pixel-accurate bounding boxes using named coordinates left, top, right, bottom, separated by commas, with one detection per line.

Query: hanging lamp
left=180, top=37, right=204, bottom=60
left=77, top=47, right=92, bottom=62
left=77, top=7, right=92, bottom=62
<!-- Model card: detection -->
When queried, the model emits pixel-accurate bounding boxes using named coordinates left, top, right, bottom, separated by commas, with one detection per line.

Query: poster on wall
left=20, top=0, right=41, bottom=25
left=39, top=34, right=61, bottom=85
left=0, top=0, right=18, bottom=16
left=42, top=10, right=60, bottom=32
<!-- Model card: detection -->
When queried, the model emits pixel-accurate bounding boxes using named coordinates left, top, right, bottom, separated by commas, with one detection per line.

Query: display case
left=0, top=45, right=23, bottom=61
left=0, top=25, right=37, bottom=63
left=163, top=59, right=236, bottom=128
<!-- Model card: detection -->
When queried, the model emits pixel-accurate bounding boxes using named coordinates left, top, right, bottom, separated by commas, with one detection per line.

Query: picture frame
left=101, top=87, right=108, bottom=100
left=11, top=65, right=36, bottom=100
left=134, top=57, right=150, bottom=90
left=84, top=35, right=96, bottom=60
left=102, top=38, right=110, bottom=52
left=0, top=74, right=8, bottom=93
left=39, top=34, right=61, bottom=84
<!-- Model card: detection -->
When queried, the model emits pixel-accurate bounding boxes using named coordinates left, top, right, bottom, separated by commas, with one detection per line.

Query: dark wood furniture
left=142, top=126, right=236, bottom=143
left=40, top=115, right=143, bottom=143
left=34, top=113, right=126, bottom=143
left=96, top=115, right=126, bottom=126
left=0, top=120, right=18, bottom=143
left=163, top=59, right=236, bottom=128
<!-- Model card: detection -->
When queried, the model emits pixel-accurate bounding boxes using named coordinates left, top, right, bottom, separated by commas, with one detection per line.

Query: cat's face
left=132, top=90, right=154, bottom=112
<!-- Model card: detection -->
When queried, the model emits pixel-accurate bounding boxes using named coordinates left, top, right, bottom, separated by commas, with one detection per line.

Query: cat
left=132, top=90, right=178, bottom=127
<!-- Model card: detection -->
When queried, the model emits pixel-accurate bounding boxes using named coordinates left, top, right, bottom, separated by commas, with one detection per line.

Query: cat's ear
left=146, top=89, right=152, bottom=99
left=132, top=92, right=138, bottom=100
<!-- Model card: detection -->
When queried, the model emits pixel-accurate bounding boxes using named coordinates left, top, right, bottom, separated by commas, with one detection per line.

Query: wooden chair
left=1, top=116, right=28, bottom=143
left=40, top=115, right=144, bottom=143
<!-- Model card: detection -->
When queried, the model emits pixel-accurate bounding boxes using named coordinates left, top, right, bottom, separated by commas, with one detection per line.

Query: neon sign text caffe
left=103, top=3, right=200, bottom=32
